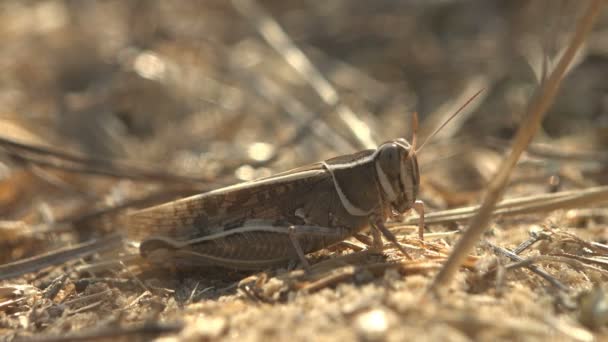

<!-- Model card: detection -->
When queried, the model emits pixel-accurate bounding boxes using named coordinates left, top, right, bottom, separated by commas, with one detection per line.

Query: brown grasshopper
left=125, top=92, right=482, bottom=270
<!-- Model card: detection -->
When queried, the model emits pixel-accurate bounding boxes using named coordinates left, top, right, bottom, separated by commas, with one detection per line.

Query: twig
left=67, top=300, right=103, bottom=315
left=549, top=230, right=608, bottom=255
left=429, top=0, right=604, bottom=292
left=550, top=253, right=608, bottom=268
left=119, top=291, right=152, bottom=311
left=16, top=321, right=183, bottom=342
left=0, top=297, right=27, bottom=310
left=62, top=289, right=112, bottom=307
left=590, top=242, right=608, bottom=253
left=0, top=234, right=123, bottom=281
left=242, top=72, right=356, bottom=154
left=487, top=243, right=568, bottom=291
left=232, top=0, right=377, bottom=149
left=74, top=278, right=140, bottom=291
left=396, top=185, right=608, bottom=226
left=488, top=138, right=608, bottom=163
left=511, top=231, right=549, bottom=255
left=505, top=255, right=608, bottom=277
left=119, top=261, right=148, bottom=293
left=72, top=254, right=144, bottom=274
left=0, top=135, right=207, bottom=184
left=42, top=274, right=69, bottom=300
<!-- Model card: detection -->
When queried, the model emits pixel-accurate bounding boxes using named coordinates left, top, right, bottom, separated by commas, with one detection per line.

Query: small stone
left=181, top=315, right=227, bottom=341
left=354, top=309, right=391, bottom=341
left=579, top=287, right=608, bottom=330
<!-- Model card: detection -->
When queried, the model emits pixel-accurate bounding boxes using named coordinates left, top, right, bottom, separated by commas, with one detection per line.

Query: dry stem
left=429, top=0, right=605, bottom=293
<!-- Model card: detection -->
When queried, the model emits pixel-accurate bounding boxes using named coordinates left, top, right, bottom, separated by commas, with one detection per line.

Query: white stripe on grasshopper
left=375, top=162, right=398, bottom=202
left=323, top=152, right=376, bottom=169
left=143, top=223, right=350, bottom=248
left=322, top=161, right=374, bottom=216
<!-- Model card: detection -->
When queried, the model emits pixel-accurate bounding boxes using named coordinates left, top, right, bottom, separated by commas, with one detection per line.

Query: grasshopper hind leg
left=139, top=225, right=350, bottom=270
left=287, top=226, right=311, bottom=270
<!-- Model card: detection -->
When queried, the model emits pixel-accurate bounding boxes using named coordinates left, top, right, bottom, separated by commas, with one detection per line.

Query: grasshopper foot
left=354, top=233, right=383, bottom=254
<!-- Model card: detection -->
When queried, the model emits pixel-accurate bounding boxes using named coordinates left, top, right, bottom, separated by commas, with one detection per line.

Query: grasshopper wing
left=124, top=166, right=330, bottom=241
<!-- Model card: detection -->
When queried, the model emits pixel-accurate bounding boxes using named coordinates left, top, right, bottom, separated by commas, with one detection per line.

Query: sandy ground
left=1, top=1, right=607, bottom=341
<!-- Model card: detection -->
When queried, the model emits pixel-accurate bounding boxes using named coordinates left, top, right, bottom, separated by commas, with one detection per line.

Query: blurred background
left=0, top=1, right=607, bottom=254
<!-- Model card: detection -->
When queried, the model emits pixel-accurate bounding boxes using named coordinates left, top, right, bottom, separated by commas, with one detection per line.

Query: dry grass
left=1, top=1, right=607, bottom=341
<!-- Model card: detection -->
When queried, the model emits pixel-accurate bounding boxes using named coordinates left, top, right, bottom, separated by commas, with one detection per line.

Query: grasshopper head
left=371, top=90, right=484, bottom=217
left=373, top=138, right=419, bottom=215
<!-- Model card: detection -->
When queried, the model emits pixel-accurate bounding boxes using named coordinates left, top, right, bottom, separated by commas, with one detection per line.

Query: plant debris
left=1, top=1, right=607, bottom=341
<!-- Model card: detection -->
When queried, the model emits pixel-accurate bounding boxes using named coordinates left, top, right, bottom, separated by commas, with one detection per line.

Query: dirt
left=1, top=1, right=607, bottom=341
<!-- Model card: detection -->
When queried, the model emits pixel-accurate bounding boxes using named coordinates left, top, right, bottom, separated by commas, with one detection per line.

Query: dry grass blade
left=232, top=0, right=377, bottom=149
left=18, top=321, right=183, bottom=342
left=550, top=253, right=608, bottom=268
left=0, top=234, right=122, bottom=281
left=505, top=255, right=608, bottom=278
left=515, top=140, right=608, bottom=163
left=487, top=243, right=568, bottom=291
left=397, top=185, right=608, bottom=226
left=72, top=254, right=144, bottom=274
left=62, top=288, right=113, bottom=307
left=241, top=72, right=356, bottom=153
left=0, top=136, right=207, bottom=184
left=429, top=0, right=605, bottom=293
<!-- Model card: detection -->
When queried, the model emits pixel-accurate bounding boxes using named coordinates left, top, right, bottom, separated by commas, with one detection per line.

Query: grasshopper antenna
left=415, top=88, right=484, bottom=153
left=410, top=112, right=419, bottom=153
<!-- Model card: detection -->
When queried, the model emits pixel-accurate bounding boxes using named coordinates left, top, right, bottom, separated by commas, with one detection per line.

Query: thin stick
left=503, top=139, right=608, bottom=163
left=0, top=136, right=207, bottom=184
left=505, top=255, right=608, bottom=277
left=22, top=321, right=183, bottom=342
left=232, top=0, right=377, bottom=149
left=396, top=185, right=608, bottom=226
left=512, top=231, right=549, bottom=255
left=62, top=289, right=113, bottom=307
left=487, top=242, right=568, bottom=291
left=0, top=234, right=123, bottom=281
left=244, top=72, right=356, bottom=153
left=429, top=0, right=604, bottom=293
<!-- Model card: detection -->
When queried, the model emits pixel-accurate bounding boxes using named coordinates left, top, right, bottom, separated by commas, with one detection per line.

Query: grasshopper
left=125, top=92, right=482, bottom=270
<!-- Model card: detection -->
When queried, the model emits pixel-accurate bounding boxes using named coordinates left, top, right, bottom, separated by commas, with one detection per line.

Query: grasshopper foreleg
left=370, top=216, right=412, bottom=260
left=369, top=226, right=384, bottom=252
left=413, top=199, right=425, bottom=240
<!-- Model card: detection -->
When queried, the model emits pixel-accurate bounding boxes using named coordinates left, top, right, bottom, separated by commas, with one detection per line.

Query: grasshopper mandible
left=125, top=92, right=482, bottom=270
